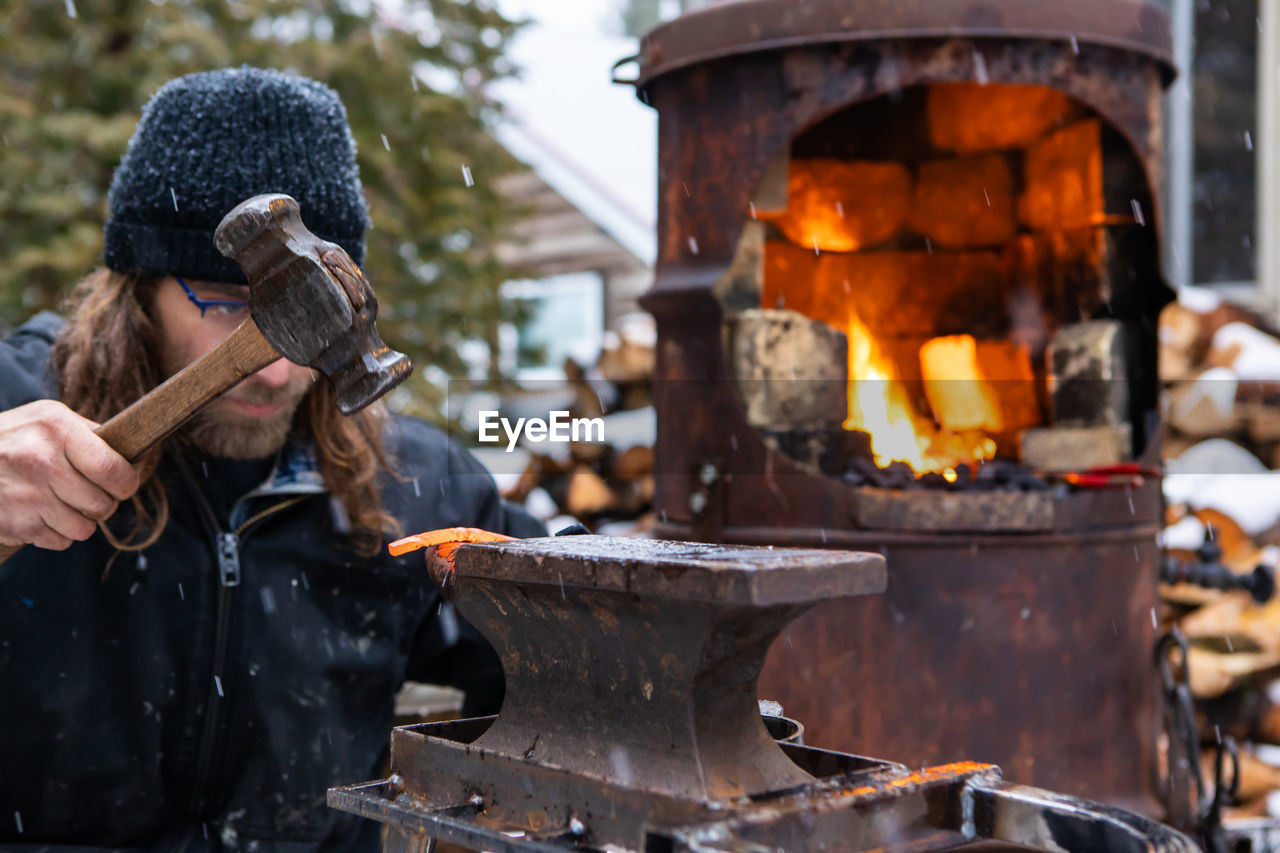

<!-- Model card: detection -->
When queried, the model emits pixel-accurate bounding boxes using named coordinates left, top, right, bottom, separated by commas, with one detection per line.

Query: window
left=1166, top=0, right=1261, bottom=291
left=501, top=273, right=605, bottom=380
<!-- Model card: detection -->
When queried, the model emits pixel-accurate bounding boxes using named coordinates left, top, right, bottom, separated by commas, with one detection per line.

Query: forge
left=751, top=90, right=1148, bottom=483
left=626, top=0, right=1176, bottom=814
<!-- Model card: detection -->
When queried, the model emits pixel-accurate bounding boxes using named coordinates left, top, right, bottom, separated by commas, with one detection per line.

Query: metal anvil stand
left=329, top=536, right=1195, bottom=853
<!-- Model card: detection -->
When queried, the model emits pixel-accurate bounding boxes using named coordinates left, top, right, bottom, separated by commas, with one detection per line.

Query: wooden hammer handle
left=0, top=319, right=280, bottom=565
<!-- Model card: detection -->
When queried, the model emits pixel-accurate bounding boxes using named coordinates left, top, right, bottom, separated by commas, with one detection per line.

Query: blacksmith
left=0, top=67, right=543, bottom=852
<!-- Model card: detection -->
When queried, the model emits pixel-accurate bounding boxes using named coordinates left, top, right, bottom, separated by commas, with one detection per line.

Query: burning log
left=926, top=82, right=1076, bottom=154
left=730, top=308, right=849, bottom=429
left=1019, top=424, right=1131, bottom=472
left=1047, top=320, right=1130, bottom=427
left=762, top=159, right=912, bottom=252
left=1019, top=119, right=1105, bottom=231
left=908, top=154, right=1017, bottom=249
left=761, top=239, right=818, bottom=312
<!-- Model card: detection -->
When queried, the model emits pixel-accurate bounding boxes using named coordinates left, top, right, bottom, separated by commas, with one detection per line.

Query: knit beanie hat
left=104, top=66, right=369, bottom=284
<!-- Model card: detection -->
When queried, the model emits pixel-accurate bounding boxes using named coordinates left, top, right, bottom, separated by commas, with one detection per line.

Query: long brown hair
left=51, top=268, right=400, bottom=557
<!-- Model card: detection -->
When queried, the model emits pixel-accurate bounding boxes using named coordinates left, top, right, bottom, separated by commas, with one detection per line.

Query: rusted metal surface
left=630, top=0, right=1174, bottom=90
left=636, top=43, right=1169, bottom=290
left=754, top=524, right=1163, bottom=813
left=852, top=487, right=1056, bottom=532
left=332, top=754, right=1198, bottom=853
left=648, top=769, right=1199, bottom=853
left=430, top=536, right=885, bottom=807
left=651, top=404, right=1163, bottom=538
left=329, top=536, right=1195, bottom=852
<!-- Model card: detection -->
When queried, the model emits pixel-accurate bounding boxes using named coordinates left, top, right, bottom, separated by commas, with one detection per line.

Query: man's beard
left=161, top=345, right=313, bottom=459
left=182, top=378, right=313, bottom=459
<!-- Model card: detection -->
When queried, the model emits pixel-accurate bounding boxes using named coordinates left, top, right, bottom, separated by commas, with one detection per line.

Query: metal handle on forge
left=611, top=53, right=641, bottom=86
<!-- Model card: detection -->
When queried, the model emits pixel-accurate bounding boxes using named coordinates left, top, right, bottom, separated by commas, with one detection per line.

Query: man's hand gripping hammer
left=0, top=193, right=412, bottom=565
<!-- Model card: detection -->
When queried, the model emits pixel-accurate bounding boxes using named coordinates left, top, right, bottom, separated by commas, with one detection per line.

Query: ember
left=388, top=527, right=514, bottom=583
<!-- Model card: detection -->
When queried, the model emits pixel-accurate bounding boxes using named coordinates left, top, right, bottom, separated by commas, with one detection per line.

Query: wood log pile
left=1159, top=286, right=1280, bottom=821
left=502, top=314, right=657, bottom=536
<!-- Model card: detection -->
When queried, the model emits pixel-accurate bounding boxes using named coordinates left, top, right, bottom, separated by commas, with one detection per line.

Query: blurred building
left=488, top=4, right=656, bottom=379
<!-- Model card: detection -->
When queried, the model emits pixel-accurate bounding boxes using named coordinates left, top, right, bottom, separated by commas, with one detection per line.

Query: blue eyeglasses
left=176, top=276, right=249, bottom=317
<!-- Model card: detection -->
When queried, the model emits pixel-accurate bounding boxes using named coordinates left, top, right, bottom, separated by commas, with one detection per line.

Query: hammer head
left=213, top=194, right=412, bottom=415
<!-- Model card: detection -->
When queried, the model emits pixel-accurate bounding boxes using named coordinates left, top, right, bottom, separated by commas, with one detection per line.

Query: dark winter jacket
left=0, top=313, right=545, bottom=852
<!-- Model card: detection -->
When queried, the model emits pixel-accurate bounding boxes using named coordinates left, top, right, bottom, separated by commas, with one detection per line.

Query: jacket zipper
left=187, top=495, right=309, bottom=818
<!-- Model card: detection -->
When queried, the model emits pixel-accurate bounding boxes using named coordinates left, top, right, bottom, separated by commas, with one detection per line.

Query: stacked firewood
left=503, top=314, right=657, bottom=536
left=1159, top=287, right=1280, bottom=821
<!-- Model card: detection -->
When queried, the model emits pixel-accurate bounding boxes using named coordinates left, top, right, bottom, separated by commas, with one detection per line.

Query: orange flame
left=843, top=312, right=930, bottom=470
left=844, top=315, right=1000, bottom=475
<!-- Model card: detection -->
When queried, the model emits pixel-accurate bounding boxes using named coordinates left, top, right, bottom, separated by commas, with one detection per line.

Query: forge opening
left=725, top=82, right=1164, bottom=489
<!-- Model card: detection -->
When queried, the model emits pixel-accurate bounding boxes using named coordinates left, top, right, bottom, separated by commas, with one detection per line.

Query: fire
left=844, top=313, right=1004, bottom=474
left=843, top=312, right=931, bottom=470
left=758, top=83, right=1085, bottom=479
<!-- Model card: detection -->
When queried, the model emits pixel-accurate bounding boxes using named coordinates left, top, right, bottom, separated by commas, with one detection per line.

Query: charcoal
left=841, top=470, right=868, bottom=488
left=850, top=455, right=883, bottom=482
left=879, top=462, right=917, bottom=489
left=1014, top=471, right=1053, bottom=492
left=990, top=461, right=1021, bottom=486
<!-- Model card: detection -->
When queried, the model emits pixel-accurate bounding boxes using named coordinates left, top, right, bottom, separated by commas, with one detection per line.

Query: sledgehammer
left=0, top=193, right=412, bottom=564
